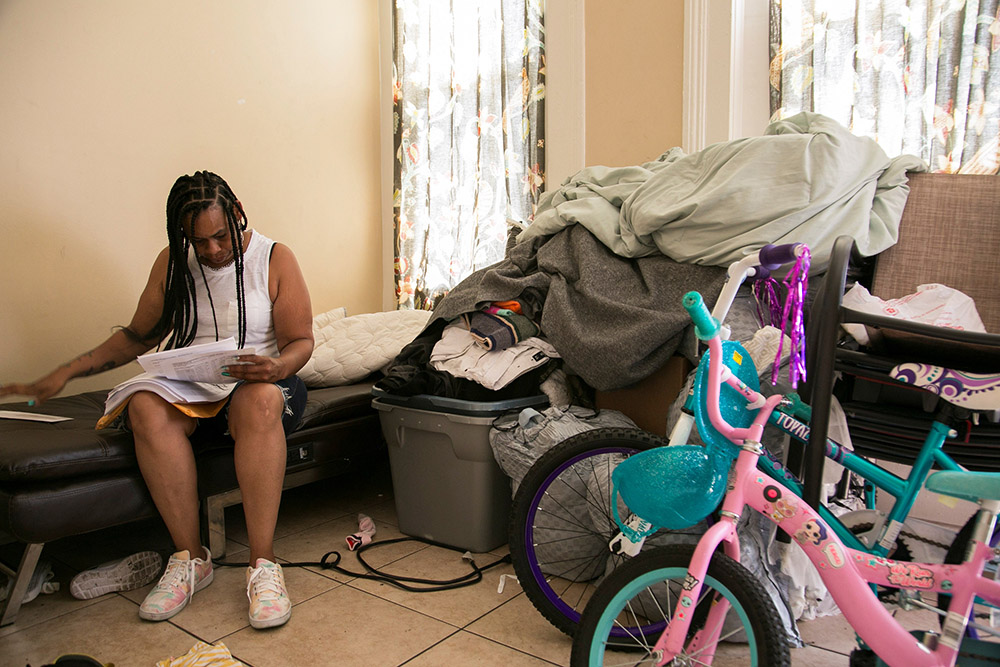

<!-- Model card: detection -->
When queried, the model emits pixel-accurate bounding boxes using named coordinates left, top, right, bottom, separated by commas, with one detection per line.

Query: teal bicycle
left=509, top=242, right=997, bottom=640
left=571, top=280, right=1000, bottom=665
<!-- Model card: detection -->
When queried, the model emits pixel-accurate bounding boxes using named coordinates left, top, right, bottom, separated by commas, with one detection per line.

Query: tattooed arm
left=0, top=249, right=169, bottom=405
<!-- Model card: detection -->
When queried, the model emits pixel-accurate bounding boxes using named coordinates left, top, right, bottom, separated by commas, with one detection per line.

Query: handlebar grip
left=683, top=291, right=719, bottom=341
left=758, top=243, right=803, bottom=270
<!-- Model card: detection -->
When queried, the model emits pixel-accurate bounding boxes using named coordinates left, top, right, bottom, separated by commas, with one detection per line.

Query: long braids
left=148, top=171, right=249, bottom=349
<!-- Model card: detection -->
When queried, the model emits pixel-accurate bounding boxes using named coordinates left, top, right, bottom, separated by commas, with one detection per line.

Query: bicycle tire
left=508, top=427, right=669, bottom=637
left=571, top=544, right=791, bottom=666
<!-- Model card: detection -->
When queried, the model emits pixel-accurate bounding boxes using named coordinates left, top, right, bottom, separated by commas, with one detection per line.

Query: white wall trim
left=729, top=0, right=746, bottom=141
left=378, top=0, right=396, bottom=311
left=682, top=0, right=708, bottom=153
left=684, top=0, right=769, bottom=150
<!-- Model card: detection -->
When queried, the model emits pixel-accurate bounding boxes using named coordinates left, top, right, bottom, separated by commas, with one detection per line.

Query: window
left=770, top=1, right=999, bottom=174
left=392, top=0, right=545, bottom=309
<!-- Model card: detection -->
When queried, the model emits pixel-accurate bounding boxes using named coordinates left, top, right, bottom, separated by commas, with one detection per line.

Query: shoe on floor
left=246, top=558, right=291, bottom=629
left=69, top=551, right=163, bottom=600
left=0, top=559, right=58, bottom=605
left=138, top=548, right=213, bottom=622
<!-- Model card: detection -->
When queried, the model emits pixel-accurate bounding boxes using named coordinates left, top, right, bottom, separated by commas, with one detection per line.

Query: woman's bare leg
left=129, top=391, right=204, bottom=558
left=227, top=382, right=287, bottom=565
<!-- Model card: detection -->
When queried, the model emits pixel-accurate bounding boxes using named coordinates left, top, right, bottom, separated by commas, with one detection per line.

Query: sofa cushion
left=297, top=382, right=379, bottom=430
left=0, top=472, right=160, bottom=543
left=0, top=392, right=133, bottom=483
left=0, top=382, right=378, bottom=483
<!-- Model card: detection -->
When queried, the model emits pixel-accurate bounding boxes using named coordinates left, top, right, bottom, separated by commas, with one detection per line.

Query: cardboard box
left=594, top=355, right=692, bottom=436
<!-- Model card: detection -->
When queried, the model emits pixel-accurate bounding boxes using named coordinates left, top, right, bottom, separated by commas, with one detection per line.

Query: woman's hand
left=221, top=354, right=287, bottom=384
left=0, top=369, right=71, bottom=405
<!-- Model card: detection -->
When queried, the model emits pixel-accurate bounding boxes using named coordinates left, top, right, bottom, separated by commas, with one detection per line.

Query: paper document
left=104, top=373, right=235, bottom=416
left=138, top=338, right=256, bottom=384
left=0, top=410, right=73, bottom=423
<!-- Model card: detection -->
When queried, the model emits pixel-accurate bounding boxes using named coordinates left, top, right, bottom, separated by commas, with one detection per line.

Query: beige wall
left=0, top=1, right=687, bottom=401
left=0, top=1, right=384, bottom=398
left=583, top=0, right=684, bottom=167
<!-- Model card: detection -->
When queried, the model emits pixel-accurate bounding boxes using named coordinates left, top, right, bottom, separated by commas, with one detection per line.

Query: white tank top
left=187, top=230, right=280, bottom=357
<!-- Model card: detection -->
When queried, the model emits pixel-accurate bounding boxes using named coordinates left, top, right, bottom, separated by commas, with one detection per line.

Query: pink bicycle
left=571, top=263, right=1000, bottom=665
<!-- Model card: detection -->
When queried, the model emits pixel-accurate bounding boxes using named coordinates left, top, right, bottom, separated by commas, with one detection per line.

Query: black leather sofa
left=0, top=381, right=382, bottom=626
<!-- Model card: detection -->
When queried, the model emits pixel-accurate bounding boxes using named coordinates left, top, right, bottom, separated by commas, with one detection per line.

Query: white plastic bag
left=841, top=283, right=986, bottom=345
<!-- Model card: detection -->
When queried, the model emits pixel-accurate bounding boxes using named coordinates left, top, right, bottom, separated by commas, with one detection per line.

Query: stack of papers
left=138, top=337, right=255, bottom=384
left=104, top=338, right=256, bottom=416
left=105, top=373, right=235, bottom=410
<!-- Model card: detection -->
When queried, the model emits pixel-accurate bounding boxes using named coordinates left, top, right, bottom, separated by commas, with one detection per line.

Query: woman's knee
left=128, top=392, right=196, bottom=441
left=228, top=383, right=285, bottom=432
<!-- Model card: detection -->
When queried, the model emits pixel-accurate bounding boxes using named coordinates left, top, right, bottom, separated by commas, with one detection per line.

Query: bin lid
left=371, top=388, right=548, bottom=416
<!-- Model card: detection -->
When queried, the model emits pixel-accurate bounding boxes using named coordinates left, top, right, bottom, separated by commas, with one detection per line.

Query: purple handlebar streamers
left=752, top=278, right=782, bottom=329
left=769, top=248, right=810, bottom=388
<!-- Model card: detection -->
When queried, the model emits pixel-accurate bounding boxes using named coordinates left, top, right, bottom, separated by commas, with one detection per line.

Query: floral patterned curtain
left=392, top=0, right=545, bottom=310
left=769, top=1, right=999, bottom=174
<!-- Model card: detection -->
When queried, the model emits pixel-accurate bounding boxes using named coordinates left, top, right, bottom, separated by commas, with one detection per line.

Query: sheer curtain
left=392, top=0, right=545, bottom=310
left=769, top=1, right=999, bottom=174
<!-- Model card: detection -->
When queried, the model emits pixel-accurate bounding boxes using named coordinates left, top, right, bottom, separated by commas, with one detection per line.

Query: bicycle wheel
left=509, top=427, right=680, bottom=637
left=572, top=544, right=791, bottom=667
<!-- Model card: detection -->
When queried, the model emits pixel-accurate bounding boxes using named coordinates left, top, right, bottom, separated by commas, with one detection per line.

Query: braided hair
left=145, top=171, right=250, bottom=350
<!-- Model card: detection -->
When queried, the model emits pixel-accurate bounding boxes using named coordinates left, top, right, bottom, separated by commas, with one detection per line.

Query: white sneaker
left=138, top=548, right=214, bottom=622
left=0, top=560, right=58, bottom=604
left=69, top=551, right=163, bottom=600
left=246, top=559, right=291, bottom=629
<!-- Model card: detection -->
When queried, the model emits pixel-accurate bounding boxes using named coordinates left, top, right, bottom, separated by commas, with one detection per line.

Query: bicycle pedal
left=609, top=515, right=655, bottom=556
left=609, top=531, right=645, bottom=556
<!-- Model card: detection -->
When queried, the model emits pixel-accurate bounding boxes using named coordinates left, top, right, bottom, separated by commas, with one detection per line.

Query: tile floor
left=0, top=452, right=942, bottom=667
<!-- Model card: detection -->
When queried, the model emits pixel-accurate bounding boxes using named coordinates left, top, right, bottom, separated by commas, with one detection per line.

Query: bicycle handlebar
left=683, top=291, right=719, bottom=341
left=757, top=243, right=804, bottom=271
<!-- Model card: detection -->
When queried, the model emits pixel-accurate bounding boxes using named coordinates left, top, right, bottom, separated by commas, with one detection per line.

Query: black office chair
left=797, top=173, right=1000, bottom=508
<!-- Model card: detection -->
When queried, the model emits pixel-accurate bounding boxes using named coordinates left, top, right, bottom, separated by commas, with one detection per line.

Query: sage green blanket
left=521, top=113, right=927, bottom=271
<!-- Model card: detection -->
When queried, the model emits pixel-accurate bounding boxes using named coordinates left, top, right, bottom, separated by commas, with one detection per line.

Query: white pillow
left=297, top=309, right=432, bottom=387
left=312, top=306, right=347, bottom=328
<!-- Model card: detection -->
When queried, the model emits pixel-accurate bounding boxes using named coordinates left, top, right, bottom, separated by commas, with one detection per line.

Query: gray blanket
left=429, top=225, right=728, bottom=391
left=520, top=113, right=927, bottom=272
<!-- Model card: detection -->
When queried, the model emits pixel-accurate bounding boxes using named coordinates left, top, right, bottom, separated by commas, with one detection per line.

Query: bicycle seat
left=925, top=470, right=1000, bottom=503
left=889, top=362, right=1000, bottom=411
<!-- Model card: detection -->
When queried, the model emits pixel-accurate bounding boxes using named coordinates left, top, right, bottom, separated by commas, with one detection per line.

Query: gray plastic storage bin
left=372, top=391, right=547, bottom=552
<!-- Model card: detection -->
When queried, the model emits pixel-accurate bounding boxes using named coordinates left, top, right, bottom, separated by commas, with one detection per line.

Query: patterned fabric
left=891, top=362, right=1000, bottom=410
left=138, top=549, right=214, bottom=622
left=156, top=641, right=245, bottom=667
left=769, top=1, right=999, bottom=174
left=245, top=559, right=291, bottom=629
left=392, top=0, right=545, bottom=310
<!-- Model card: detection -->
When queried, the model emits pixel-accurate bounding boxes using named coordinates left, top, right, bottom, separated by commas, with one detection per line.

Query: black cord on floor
left=212, top=537, right=511, bottom=593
